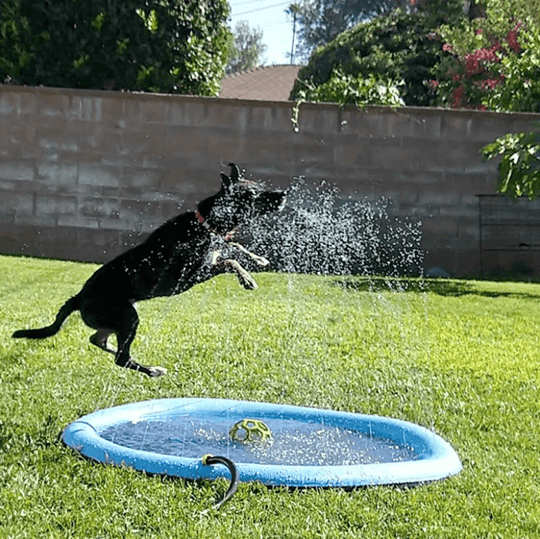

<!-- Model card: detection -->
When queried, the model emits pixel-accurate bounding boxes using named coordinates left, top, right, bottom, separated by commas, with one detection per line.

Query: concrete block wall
left=1, top=84, right=539, bottom=276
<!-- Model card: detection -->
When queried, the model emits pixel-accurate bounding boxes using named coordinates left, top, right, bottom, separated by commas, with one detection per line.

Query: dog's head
left=198, top=164, right=286, bottom=235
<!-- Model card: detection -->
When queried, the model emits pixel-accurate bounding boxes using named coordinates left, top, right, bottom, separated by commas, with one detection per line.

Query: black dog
left=13, top=164, right=286, bottom=376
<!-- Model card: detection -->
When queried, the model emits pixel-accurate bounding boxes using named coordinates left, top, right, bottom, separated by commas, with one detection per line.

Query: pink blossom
left=464, top=55, right=481, bottom=76
left=451, top=87, right=465, bottom=108
left=480, top=77, right=503, bottom=90
left=506, top=28, right=521, bottom=53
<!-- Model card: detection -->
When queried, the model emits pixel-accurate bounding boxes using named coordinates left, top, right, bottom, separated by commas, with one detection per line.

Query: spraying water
left=245, top=177, right=423, bottom=278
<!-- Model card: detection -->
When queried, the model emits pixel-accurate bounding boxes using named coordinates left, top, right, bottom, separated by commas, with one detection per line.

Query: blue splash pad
left=62, top=398, right=462, bottom=487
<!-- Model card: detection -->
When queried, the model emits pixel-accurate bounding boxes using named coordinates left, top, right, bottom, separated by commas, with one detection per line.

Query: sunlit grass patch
left=1, top=255, right=539, bottom=538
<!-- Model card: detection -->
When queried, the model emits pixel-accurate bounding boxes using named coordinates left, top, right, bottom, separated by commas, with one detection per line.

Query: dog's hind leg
left=112, top=304, right=167, bottom=377
left=82, top=301, right=166, bottom=377
left=89, top=329, right=116, bottom=355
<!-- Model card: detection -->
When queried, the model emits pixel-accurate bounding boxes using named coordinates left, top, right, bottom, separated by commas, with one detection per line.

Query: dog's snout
left=277, top=191, right=287, bottom=211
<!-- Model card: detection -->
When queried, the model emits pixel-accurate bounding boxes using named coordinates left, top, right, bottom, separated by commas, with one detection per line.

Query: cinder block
left=99, top=97, right=123, bottom=122
left=77, top=227, right=119, bottom=247
left=119, top=131, right=150, bottom=155
left=334, top=136, right=375, bottom=168
left=78, top=164, right=121, bottom=187
left=79, top=196, right=121, bottom=219
left=99, top=216, right=132, bottom=231
left=37, top=162, right=78, bottom=186
left=74, top=96, right=103, bottom=122
left=440, top=114, right=474, bottom=141
left=139, top=99, right=168, bottom=124
left=0, top=162, right=34, bottom=181
left=57, top=214, right=100, bottom=229
left=371, top=143, right=420, bottom=172
left=206, top=102, right=249, bottom=130
left=458, top=223, right=480, bottom=241
left=165, top=100, right=189, bottom=126
left=0, top=92, right=17, bottom=115
left=295, top=104, right=339, bottom=134
left=38, top=136, right=79, bottom=152
left=35, top=194, right=77, bottom=216
left=0, top=191, right=34, bottom=216
left=39, top=94, right=70, bottom=118
left=445, top=172, right=493, bottom=196
left=124, top=168, right=163, bottom=189
left=14, top=91, right=38, bottom=116
left=418, top=193, right=461, bottom=207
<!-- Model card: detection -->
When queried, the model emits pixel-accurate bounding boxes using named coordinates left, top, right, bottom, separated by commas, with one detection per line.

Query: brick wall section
left=1, top=84, right=539, bottom=276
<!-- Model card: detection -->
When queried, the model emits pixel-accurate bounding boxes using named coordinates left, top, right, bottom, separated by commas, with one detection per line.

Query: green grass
left=1, top=254, right=540, bottom=538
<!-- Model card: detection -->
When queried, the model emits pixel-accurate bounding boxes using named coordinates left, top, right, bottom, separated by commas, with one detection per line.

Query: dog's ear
left=220, top=172, right=232, bottom=190
left=221, top=163, right=242, bottom=191
left=228, top=163, right=241, bottom=183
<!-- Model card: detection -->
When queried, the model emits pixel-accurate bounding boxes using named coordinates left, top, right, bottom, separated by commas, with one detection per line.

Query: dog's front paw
left=239, top=273, right=258, bottom=290
left=252, top=255, right=269, bottom=266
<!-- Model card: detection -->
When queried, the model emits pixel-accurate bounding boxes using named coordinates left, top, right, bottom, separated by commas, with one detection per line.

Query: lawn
left=1, top=254, right=539, bottom=538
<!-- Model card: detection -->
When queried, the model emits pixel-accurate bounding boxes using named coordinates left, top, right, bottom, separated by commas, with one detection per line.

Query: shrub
left=290, top=9, right=456, bottom=108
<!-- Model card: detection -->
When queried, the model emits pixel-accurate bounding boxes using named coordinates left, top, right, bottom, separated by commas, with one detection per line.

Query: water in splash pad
left=100, top=416, right=419, bottom=467
left=63, top=398, right=461, bottom=487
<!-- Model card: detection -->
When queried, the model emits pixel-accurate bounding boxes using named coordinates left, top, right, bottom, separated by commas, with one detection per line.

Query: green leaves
left=0, top=0, right=231, bottom=96
left=482, top=131, right=540, bottom=199
left=296, top=68, right=405, bottom=108
left=136, top=8, right=158, bottom=34
left=291, top=9, right=450, bottom=107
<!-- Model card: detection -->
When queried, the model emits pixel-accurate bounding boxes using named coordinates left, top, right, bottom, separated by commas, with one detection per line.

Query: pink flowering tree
left=430, top=1, right=540, bottom=199
left=433, top=21, right=540, bottom=112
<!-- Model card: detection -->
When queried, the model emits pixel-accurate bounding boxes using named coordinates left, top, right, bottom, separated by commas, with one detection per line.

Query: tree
left=0, top=0, right=232, bottom=96
left=293, top=0, right=402, bottom=61
left=433, top=0, right=540, bottom=111
left=290, top=2, right=465, bottom=107
left=226, top=21, right=267, bottom=75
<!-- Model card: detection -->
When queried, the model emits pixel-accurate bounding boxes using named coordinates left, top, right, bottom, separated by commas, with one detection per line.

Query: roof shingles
left=219, top=65, right=301, bottom=102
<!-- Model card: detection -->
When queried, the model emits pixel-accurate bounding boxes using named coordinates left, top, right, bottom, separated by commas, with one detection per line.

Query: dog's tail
left=12, top=294, right=81, bottom=339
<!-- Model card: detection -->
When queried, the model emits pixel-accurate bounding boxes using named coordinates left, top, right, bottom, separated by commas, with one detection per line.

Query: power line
left=230, top=0, right=269, bottom=7
left=234, top=1, right=291, bottom=17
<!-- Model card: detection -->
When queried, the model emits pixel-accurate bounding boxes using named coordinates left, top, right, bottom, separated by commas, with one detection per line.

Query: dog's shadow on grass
left=334, top=277, right=540, bottom=299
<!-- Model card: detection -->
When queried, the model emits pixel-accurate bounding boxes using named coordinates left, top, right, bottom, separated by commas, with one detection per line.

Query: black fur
left=13, top=164, right=286, bottom=376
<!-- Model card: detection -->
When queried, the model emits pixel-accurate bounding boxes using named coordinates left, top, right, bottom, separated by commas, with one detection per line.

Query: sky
left=228, top=0, right=298, bottom=66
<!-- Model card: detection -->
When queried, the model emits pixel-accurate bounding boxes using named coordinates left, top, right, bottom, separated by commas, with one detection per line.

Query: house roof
left=219, top=65, right=302, bottom=102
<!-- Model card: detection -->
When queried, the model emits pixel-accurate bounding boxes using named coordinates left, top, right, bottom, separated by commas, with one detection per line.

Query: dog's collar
left=195, top=209, right=211, bottom=231
left=195, top=210, right=234, bottom=240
